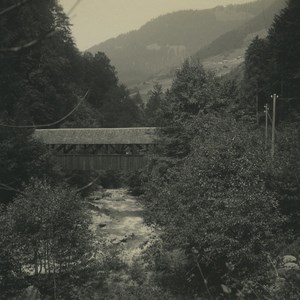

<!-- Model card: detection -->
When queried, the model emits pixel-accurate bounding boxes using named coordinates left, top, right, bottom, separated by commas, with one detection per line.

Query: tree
left=1, top=179, right=93, bottom=298
left=82, top=51, right=118, bottom=109
left=241, top=0, right=300, bottom=122
left=149, top=59, right=223, bottom=162
left=268, top=0, right=300, bottom=97
left=243, top=36, right=270, bottom=122
left=0, top=128, right=55, bottom=204
left=264, top=124, right=300, bottom=233
left=144, top=114, right=286, bottom=297
left=145, top=83, right=164, bottom=126
left=167, top=58, right=217, bottom=119
left=101, top=84, right=144, bottom=127
left=0, top=0, right=82, bottom=126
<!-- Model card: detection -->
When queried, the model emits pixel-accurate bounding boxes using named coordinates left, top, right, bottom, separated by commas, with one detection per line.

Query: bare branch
left=75, top=173, right=101, bottom=194
left=66, top=0, right=82, bottom=16
left=0, top=90, right=90, bottom=129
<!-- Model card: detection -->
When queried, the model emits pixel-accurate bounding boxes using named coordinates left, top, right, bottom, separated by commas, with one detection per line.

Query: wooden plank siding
left=34, top=128, right=159, bottom=171
left=55, top=155, right=148, bottom=171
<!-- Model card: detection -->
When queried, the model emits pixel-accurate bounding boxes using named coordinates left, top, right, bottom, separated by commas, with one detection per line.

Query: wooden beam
left=64, top=145, right=77, bottom=154
left=109, top=144, right=117, bottom=154
left=54, top=144, right=65, bottom=153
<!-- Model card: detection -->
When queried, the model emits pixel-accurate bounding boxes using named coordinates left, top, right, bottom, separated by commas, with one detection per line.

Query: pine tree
left=145, top=83, right=164, bottom=126
left=168, top=59, right=216, bottom=118
left=268, top=0, right=300, bottom=95
left=243, top=36, right=270, bottom=121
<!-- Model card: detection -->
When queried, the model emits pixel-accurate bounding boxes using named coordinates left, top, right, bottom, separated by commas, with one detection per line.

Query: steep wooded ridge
left=193, top=0, right=286, bottom=61
left=88, top=0, right=277, bottom=85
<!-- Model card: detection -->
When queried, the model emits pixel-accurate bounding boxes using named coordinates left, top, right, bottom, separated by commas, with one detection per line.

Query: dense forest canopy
left=0, top=0, right=143, bottom=129
left=243, top=0, right=300, bottom=122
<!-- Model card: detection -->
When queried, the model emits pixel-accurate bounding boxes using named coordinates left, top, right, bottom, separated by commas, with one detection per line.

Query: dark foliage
left=0, top=128, right=56, bottom=204
left=242, top=0, right=300, bottom=122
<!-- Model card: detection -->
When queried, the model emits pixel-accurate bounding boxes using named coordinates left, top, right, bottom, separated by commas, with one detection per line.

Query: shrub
left=1, top=179, right=93, bottom=298
left=143, top=114, right=287, bottom=297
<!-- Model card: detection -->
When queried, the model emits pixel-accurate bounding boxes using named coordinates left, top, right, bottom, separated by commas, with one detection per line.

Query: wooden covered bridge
left=34, top=128, right=159, bottom=171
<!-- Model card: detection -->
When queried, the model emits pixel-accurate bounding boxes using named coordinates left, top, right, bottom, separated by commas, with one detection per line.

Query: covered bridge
left=34, top=127, right=159, bottom=171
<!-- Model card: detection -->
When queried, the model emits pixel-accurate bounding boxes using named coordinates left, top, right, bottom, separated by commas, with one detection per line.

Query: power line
left=0, top=0, right=33, bottom=17
left=0, top=30, right=55, bottom=53
left=0, top=90, right=90, bottom=129
left=0, top=0, right=82, bottom=53
left=261, top=0, right=269, bottom=34
left=66, top=0, right=82, bottom=16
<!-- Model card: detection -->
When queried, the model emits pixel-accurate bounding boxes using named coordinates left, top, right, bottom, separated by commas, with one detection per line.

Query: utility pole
left=264, top=103, right=269, bottom=149
left=256, top=93, right=259, bottom=125
left=271, top=94, right=278, bottom=159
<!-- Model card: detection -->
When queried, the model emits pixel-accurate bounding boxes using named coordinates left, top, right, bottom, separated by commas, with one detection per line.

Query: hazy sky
left=59, top=0, right=254, bottom=50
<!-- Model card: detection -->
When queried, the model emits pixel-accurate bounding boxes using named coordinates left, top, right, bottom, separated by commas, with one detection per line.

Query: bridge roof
left=34, top=127, right=159, bottom=145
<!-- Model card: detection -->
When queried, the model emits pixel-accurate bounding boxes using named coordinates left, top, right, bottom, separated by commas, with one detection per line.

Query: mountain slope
left=144, top=0, right=285, bottom=94
left=88, top=0, right=275, bottom=85
left=193, top=0, right=286, bottom=62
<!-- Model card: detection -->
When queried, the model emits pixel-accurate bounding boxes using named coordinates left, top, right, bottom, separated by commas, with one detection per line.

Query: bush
left=0, top=179, right=93, bottom=298
left=0, top=129, right=56, bottom=204
left=143, top=114, right=287, bottom=297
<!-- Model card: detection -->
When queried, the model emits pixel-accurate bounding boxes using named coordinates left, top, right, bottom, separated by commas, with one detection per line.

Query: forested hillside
left=88, top=0, right=276, bottom=85
left=193, top=0, right=285, bottom=62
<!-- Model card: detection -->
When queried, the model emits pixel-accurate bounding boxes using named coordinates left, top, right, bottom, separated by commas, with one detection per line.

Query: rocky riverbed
left=87, top=188, right=156, bottom=265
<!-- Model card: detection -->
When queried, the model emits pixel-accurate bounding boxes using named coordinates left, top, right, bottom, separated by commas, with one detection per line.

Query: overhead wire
left=0, top=1, right=92, bottom=196
left=0, top=0, right=82, bottom=53
left=0, top=90, right=90, bottom=129
left=0, top=0, right=33, bottom=17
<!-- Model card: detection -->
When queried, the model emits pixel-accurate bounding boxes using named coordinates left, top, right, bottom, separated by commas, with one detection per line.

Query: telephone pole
left=264, top=104, right=269, bottom=149
left=271, top=94, right=278, bottom=159
left=256, top=93, right=259, bottom=125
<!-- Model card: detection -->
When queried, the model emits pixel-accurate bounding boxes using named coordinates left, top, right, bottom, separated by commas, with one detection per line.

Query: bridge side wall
left=55, top=155, right=149, bottom=171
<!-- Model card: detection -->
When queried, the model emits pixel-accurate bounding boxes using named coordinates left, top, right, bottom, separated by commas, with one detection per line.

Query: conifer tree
left=145, top=83, right=164, bottom=126
left=243, top=36, right=270, bottom=121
